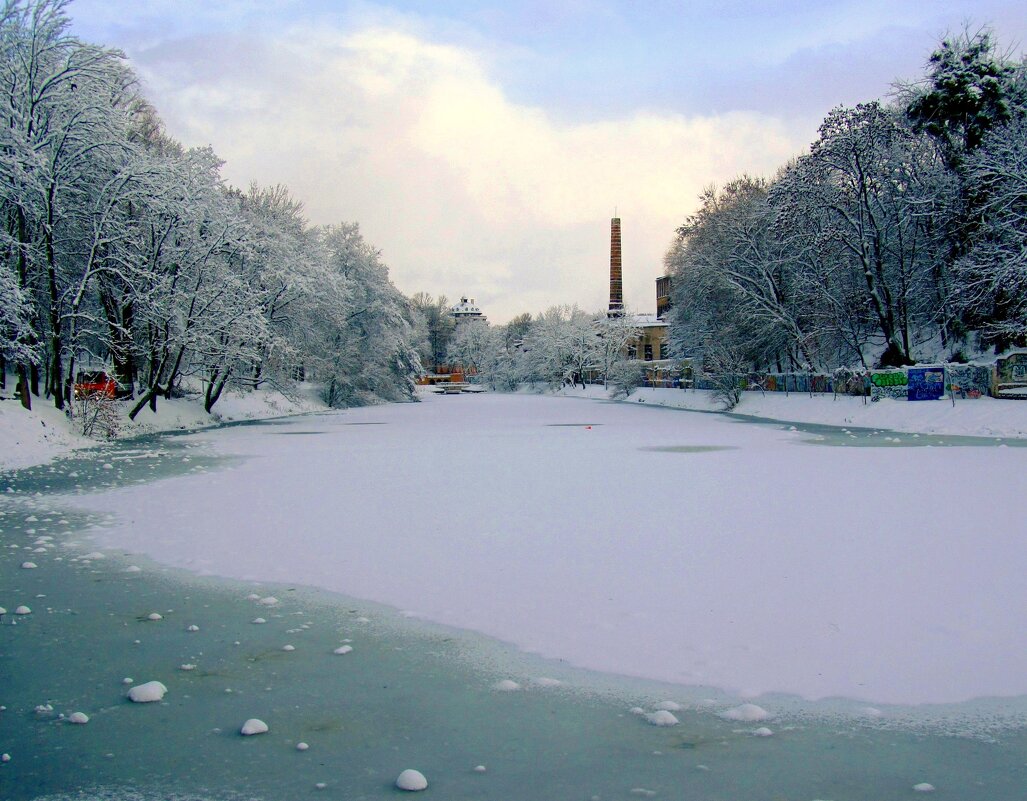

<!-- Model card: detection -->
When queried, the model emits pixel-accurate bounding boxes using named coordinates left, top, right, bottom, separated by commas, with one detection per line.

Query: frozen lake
left=2, top=392, right=1026, bottom=799
left=71, top=392, right=1027, bottom=704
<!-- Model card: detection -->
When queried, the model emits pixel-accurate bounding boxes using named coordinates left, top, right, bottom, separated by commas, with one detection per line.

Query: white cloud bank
left=132, top=24, right=809, bottom=321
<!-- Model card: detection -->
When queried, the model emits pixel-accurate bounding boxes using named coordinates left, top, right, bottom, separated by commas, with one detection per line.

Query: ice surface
left=69, top=393, right=1027, bottom=706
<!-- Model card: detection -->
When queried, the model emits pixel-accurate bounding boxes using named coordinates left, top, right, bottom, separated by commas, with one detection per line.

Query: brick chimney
left=608, top=217, right=624, bottom=316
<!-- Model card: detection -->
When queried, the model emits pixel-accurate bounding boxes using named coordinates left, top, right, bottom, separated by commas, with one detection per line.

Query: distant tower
left=608, top=217, right=624, bottom=317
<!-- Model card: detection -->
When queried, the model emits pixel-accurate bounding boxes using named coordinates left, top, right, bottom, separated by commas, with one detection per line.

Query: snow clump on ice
left=258, top=596, right=279, bottom=606
left=333, top=645, right=353, bottom=655
left=913, top=783, right=936, bottom=793
left=146, top=612, right=163, bottom=621
left=127, top=681, right=167, bottom=703
left=473, top=765, right=486, bottom=773
left=282, top=644, right=295, bottom=652
left=654, top=700, right=681, bottom=711
left=67, top=712, right=89, bottom=724
left=241, top=718, right=269, bottom=736
left=186, top=624, right=200, bottom=632
left=395, top=769, right=428, bottom=791
left=20, top=562, right=37, bottom=569
left=14, top=606, right=31, bottom=615
left=752, top=727, right=774, bottom=737
left=720, top=703, right=770, bottom=722
left=645, top=710, right=679, bottom=727
left=296, top=742, right=309, bottom=751
left=252, top=617, right=266, bottom=624
left=124, top=565, right=141, bottom=573
left=494, top=679, right=520, bottom=691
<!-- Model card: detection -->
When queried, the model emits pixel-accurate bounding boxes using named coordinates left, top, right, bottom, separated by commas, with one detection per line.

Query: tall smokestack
left=608, top=217, right=624, bottom=316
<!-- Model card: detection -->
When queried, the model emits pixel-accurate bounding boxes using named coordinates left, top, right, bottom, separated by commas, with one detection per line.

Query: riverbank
left=7, top=381, right=1027, bottom=473
left=555, top=383, right=1027, bottom=439
left=0, top=384, right=329, bottom=472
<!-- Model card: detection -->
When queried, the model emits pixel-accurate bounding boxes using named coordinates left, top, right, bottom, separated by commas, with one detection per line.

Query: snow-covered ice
left=69, top=393, right=1027, bottom=706
left=128, top=681, right=167, bottom=703
left=240, top=718, right=269, bottom=736
left=645, top=710, right=679, bottom=727
left=720, top=704, right=771, bottom=722
left=395, top=769, right=428, bottom=791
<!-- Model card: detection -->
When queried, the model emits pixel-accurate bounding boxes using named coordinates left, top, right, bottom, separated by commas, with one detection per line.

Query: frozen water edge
left=2, top=488, right=1026, bottom=801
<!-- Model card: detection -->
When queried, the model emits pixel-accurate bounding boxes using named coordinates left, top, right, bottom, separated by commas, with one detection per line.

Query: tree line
left=666, top=29, right=1027, bottom=374
left=1, top=0, right=421, bottom=416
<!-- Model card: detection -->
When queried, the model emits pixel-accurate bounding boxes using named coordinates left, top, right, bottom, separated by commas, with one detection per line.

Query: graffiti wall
left=947, top=364, right=991, bottom=398
left=996, top=353, right=1027, bottom=386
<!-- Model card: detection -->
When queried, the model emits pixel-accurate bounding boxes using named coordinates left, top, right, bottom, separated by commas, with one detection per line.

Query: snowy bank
left=0, top=383, right=329, bottom=471
left=555, top=384, right=1027, bottom=439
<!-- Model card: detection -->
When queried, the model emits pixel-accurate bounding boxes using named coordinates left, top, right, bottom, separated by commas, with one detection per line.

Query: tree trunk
left=17, top=363, right=31, bottom=410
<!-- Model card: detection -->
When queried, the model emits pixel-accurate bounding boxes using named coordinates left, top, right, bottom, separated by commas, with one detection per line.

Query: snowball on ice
left=146, top=613, right=163, bottom=621
left=252, top=618, right=267, bottom=624
left=395, top=769, right=428, bottom=791
left=494, top=679, right=520, bottom=691
left=1, top=753, right=9, bottom=763
left=282, top=644, right=295, bottom=651
left=127, top=681, right=167, bottom=703
left=20, top=561, right=37, bottom=569
left=240, top=718, right=269, bottom=736
left=14, top=606, right=31, bottom=615
left=68, top=712, right=89, bottom=724
left=122, top=678, right=133, bottom=685
left=296, top=742, right=310, bottom=751
left=913, top=784, right=936, bottom=793
left=720, top=704, right=770, bottom=722
left=645, top=710, right=679, bottom=727
left=332, top=645, right=353, bottom=655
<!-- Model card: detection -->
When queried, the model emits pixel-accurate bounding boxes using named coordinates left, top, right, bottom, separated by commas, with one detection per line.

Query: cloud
left=129, top=24, right=807, bottom=322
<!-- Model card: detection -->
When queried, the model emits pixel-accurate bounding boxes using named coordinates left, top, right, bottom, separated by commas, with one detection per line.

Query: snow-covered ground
left=558, top=383, right=1027, bottom=438
left=0, top=383, right=327, bottom=471
left=67, top=391, right=1027, bottom=708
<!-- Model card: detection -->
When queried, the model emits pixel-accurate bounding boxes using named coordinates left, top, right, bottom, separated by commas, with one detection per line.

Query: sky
left=67, top=1, right=1027, bottom=324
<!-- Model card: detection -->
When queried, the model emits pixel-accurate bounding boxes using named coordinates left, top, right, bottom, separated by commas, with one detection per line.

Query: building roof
left=451, top=296, right=485, bottom=319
